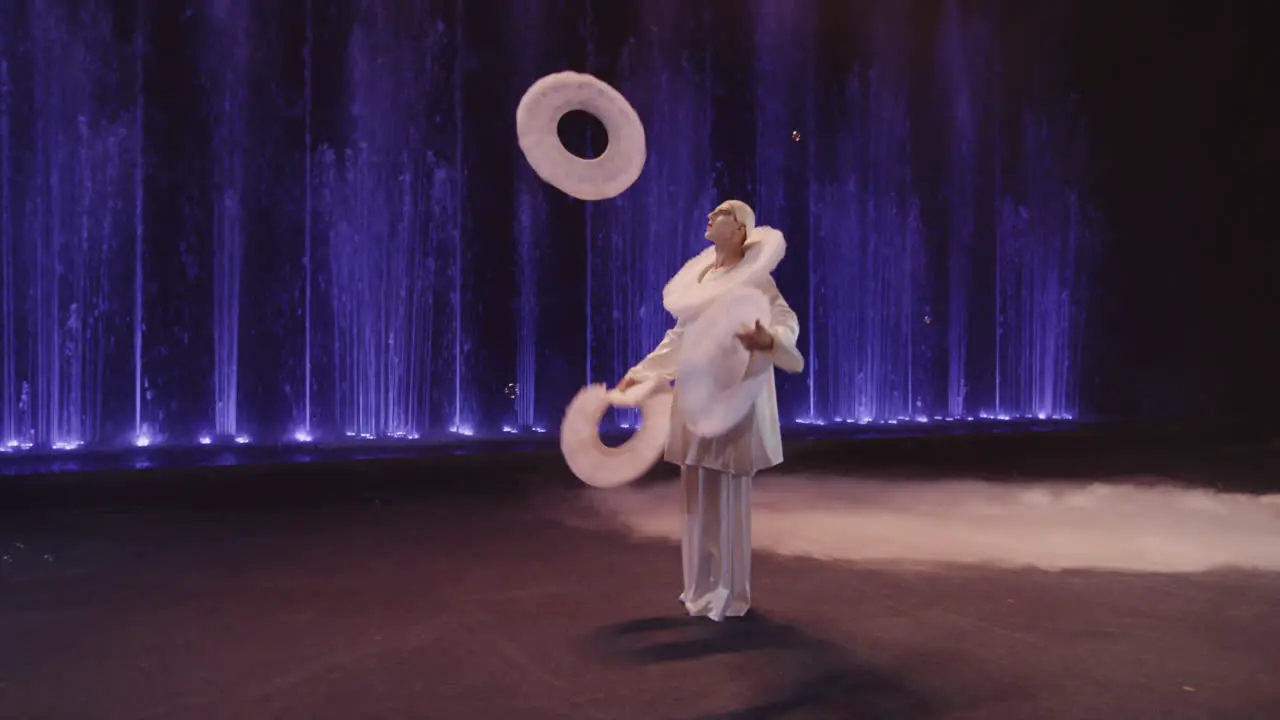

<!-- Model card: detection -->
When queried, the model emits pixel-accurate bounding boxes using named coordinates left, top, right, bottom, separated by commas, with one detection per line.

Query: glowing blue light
left=0, top=6, right=141, bottom=449
left=0, top=1, right=1092, bottom=454
left=313, top=4, right=467, bottom=441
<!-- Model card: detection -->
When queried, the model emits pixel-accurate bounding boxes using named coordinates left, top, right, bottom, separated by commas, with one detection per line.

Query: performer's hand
left=736, top=320, right=775, bottom=352
left=615, top=376, right=640, bottom=392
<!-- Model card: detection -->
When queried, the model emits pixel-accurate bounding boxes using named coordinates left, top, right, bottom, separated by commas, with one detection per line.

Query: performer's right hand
left=615, top=376, right=639, bottom=392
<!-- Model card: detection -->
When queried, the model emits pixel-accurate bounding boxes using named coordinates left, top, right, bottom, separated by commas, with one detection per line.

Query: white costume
left=622, top=201, right=802, bottom=621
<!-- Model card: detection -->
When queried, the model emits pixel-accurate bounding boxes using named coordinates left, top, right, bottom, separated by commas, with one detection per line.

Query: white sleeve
left=623, top=321, right=685, bottom=383
left=760, top=277, right=804, bottom=374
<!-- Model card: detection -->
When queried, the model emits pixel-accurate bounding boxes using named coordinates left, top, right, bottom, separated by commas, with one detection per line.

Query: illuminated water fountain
left=938, top=0, right=987, bottom=419
left=0, top=0, right=141, bottom=451
left=313, top=2, right=468, bottom=439
left=811, top=58, right=929, bottom=425
left=204, top=0, right=250, bottom=442
left=0, top=0, right=1094, bottom=459
left=796, top=1, right=1091, bottom=427
left=993, top=110, right=1092, bottom=420
left=509, top=0, right=549, bottom=434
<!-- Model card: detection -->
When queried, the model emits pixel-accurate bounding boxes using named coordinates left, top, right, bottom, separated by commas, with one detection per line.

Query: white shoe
left=696, top=589, right=730, bottom=622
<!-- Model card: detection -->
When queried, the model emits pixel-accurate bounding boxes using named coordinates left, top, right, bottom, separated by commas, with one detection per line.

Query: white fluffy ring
left=516, top=71, right=647, bottom=201
left=560, top=378, right=672, bottom=489
left=676, top=285, right=774, bottom=437
left=664, top=227, right=786, bottom=320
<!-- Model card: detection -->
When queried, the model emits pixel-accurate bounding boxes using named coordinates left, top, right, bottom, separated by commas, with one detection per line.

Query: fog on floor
left=577, top=474, right=1280, bottom=573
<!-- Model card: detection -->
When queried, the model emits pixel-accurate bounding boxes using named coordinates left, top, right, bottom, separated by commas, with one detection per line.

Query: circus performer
left=615, top=200, right=804, bottom=622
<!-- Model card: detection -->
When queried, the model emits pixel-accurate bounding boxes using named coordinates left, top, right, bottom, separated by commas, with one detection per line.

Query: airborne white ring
left=560, top=378, right=672, bottom=489
left=516, top=71, right=647, bottom=202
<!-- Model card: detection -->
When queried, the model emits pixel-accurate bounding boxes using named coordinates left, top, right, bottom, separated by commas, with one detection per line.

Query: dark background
left=0, top=0, right=1274, bottom=449
left=1076, top=2, right=1275, bottom=423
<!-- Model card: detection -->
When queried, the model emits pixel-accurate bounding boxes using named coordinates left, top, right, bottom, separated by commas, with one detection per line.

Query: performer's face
left=705, top=205, right=744, bottom=247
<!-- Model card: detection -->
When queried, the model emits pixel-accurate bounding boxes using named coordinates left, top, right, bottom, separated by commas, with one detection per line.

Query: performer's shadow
left=587, top=612, right=935, bottom=719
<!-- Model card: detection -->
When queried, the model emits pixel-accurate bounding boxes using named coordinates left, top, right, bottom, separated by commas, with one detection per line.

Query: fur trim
left=662, top=226, right=785, bottom=320
left=560, top=379, right=672, bottom=488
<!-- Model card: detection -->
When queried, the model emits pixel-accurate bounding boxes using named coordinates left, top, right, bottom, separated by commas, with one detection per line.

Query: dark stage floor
left=1, top=429, right=1278, bottom=719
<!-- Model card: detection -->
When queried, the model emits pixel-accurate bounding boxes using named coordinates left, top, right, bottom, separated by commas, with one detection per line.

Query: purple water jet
left=509, top=1, right=546, bottom=433
left=204, top=0, right=250, bottom=439
left=302, top=0, right=313, bottom=438
left=812, top=52, right=929, bottom=424
left=314, top=2, right=466, bottom=438
left=938, top=0, right=988, bottom=419
left=512, top=154, right=543, bottom=432
left=0, top=1, right=139, bottom=449
left=132, top=0, right=145, bottom=444
left=451, top=0, right=467, bottom=436
left=993, top=110, right=1090, bottom=420
left=2, top=58, right=14, bottom=446
left=798, top=2, right=1090, bottom=426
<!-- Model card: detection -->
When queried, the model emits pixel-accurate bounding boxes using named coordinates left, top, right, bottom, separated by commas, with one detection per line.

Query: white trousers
left=679, top=466, right=753, bottom=621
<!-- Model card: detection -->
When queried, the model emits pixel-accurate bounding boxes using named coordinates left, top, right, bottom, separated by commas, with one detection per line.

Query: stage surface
left=1, top=429, right=1278, bottom=719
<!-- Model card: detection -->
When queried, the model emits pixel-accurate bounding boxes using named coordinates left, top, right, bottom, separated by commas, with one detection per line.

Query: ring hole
left=600, top=407, right=640, bottom=447
left=557, top=110, right=610, bottom=160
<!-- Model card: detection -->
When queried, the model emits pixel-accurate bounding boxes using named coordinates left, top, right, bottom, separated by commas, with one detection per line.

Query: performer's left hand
left=737, top=320, right=775, bottom=352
